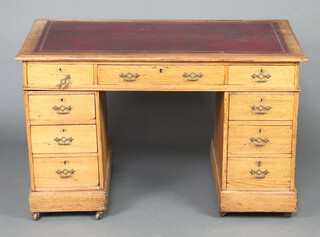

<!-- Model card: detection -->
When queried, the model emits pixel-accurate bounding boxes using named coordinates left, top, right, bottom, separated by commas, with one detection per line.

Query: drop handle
left=251, top=69, right=271, bottom=82
left=52, top=105, right=73, bottom=114
left=251, top=105, right=272, bottom=114
left=119, top=72, right=140, bottom=81
left=250, top=169, right=269, bottom=179
left=250, top=137, right=269, bottom=146
left=54, top=137, right=74, bottom=145
left=183, top=72, right=203, bottom=81
left=56, top=169, right=76, bottom=178
left=56, top=74, right=71, bottom=89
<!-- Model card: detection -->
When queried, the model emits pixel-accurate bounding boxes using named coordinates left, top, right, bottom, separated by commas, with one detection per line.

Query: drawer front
left=229, top=66, right=295, bottom=87
left=98, top=65, right=225, bottom=85
left=31, top=125, right=97, bottom=154
left=33, top=157, right=99, bottom=189
left=229, top=94, right=294, bottom=121
left=27, top=64, right=94, bottom=89
left=28, top=93, right=95, bottom=122
left=227, top=158, right=291, bottom=190
left=228, top=125, right=292, bottom=154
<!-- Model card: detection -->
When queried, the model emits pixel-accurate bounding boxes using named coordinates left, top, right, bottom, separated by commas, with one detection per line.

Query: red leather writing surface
left=35, top=21, right=288, bottom=54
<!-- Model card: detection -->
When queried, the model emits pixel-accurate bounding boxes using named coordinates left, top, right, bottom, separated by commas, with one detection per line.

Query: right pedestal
left=211, top=92, right=299, bottom=215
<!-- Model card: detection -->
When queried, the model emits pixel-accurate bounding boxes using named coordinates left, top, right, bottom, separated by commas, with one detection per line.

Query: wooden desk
left=16, top=19, right=307, bottom=220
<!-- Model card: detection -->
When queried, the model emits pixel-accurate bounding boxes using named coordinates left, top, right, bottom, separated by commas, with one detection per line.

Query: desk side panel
left=24, top=90, right=35, bottom=191
left=213, top=92, right=229, bottom=190
left=95, top=92, right=110, bottom=189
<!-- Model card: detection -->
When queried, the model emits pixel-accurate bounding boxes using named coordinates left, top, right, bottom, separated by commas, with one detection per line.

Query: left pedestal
left=24, top=90, right=111, bottom=220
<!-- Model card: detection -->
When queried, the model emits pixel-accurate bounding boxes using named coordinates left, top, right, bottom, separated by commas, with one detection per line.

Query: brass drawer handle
left=251, top=105, right=272, bottom=114
left=119, top=72, right=140, bottom=82
left=52, top=105, right=73, bottom=114
left=250, top=169, right=269, bottom=179
left=54, top=136, right=74, bottom=145
left=56, top=169, right=75, bottom=178
left=183, top=72, right=203, bottom=81
left=251, top=69, right=271, bottom=82
left=56, top=74, right=71, bottom=89
left=250, top=137, right=269, bottom=146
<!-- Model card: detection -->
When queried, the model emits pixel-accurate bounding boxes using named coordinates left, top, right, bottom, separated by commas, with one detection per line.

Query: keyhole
left=159, top=68, right=163, bottom=73
left=260, top=98, right=263, bottom=103
left=258, top=129, right=262, bottom=134
left=257, top=161, right=262, bottom=167
left=59, top=68, right=62, bottom=72
left=63, top=161, right=69, bottom=165
left=60, top=98, right=64, bottom=102
left=62, top=129, right=66, bottom=132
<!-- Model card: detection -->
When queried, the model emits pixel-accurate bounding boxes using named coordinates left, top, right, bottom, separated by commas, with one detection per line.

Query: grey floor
left=1, top=140, right=319, bottom=236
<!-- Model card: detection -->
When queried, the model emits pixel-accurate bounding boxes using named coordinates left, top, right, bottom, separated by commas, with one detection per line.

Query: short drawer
left=33, top=157, right=99, bottom=190
left=229, top=93, right=294, bottom=121
left=27, top=64, right=94, bottom=89
left=229, top=66, right=295, bottom=88
left=28, top=93, right=96, bottom=123
left=228, top=125, right=293, bottom=154
left=30, top=125, right=97, bottom=154
left=227, top=158, right=291, bottom=190
left=98, top=65, right=225, bottom=85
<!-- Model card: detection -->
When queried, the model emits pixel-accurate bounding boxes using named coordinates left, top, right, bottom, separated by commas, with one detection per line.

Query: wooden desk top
left=16, top=19, right=307, bottom=62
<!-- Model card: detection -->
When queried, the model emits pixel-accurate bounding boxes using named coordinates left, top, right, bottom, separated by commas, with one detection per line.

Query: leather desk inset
left=34, top=21, right=288, bottom=53
left=16, top=19, right=307, bottom=220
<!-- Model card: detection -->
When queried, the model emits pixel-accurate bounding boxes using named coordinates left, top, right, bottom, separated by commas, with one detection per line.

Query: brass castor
left=33, top=212, right=40, bottom=221
left=95, top=211, right=103, bottom=220
left=283, top=212, right=292, bottom=218
left=219, top=211, right=227, bottom=217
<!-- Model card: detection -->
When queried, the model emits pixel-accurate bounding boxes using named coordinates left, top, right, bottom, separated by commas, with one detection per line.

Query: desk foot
left=96, top=211, right=104, bottom=220
left=218, top=211, right=227, bottom=217
left=283, top=212, right=292, bottom=218
left=33, top=212, right=40, bottom=221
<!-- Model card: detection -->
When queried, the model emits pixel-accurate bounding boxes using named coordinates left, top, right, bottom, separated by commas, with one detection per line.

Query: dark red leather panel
left=35, top=21, right=288, bottom=54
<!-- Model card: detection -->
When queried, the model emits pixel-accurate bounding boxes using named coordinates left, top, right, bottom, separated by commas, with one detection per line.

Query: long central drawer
left=98, top=65, right=225, bottom=85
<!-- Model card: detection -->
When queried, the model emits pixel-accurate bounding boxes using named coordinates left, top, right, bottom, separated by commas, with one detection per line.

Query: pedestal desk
left=15, top=19, right=307, bottom=220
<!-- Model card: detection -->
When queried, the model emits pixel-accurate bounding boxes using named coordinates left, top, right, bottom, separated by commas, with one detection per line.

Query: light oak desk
left=16, top=19, right=307, bottom=220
